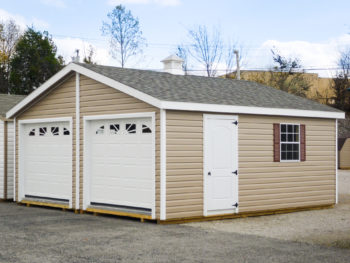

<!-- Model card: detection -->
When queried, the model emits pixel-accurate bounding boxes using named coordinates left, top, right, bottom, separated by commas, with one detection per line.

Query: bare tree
left=83, top=45, right=97, bottom=64
left=176, top=44, right=188, bottom=74
left=101, top=5, right=146, bottom=68
left=0, top=19, right=21, bottom=93
left=187, top=25, right=223, bottom=77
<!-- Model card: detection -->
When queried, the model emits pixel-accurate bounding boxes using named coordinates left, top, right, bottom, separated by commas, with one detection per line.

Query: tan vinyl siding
left=78, top=75, right=161, bottom=217
left=238, top=115, right=336, bottom=213
left=165, top=110, right=336, bottom=218
left=166, top=111, right=203, bottom=219
left=339, top=138, right=350, bottom=168
left=15, top=75, right=76, bottom=205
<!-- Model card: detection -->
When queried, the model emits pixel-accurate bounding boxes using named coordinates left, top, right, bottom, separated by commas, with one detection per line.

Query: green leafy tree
left=241, top=49, right=311, bottom=98
left=9, top=28, right=64, bottom=95
left=102, top=5, right=146, bottom=68
left=331, top=49, right=350, bottom=112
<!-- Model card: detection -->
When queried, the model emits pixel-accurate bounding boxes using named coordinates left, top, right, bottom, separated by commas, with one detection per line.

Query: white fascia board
left=6, top=63, right=162, bottom=119
left=160, top=101, right=345, bottom=119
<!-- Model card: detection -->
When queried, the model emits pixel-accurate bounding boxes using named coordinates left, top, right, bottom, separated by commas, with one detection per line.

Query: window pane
left=110, top=124, right=119, bottom=134
left=29, top=129, right=35, bottom=136
left=294, top=125, right=299, bottom=133
left=293, top=144, right=299, bottom=151
left=287, top=144, right=293, bottom=151
left=287, top=152, right=293, bottom=160
left=126, top=124, right=136, bottom=134
left=287, top=134, right=293, bottom=142
left=63, top=128, right=70, bottom=135
left=288, top=125, right=293, bottom=133
left=281, top=134, right=286, bottom=142
left=281, top=152, right=287, bottom=160
left=142, top=124, right=152, bottom=134
left=281, top=124, right=286, bottom=133
left=293, top=152, right=299, bottom=160
left=281, top=144, right=287, bottom=151
left=293, top=134, right=299, bottom=142
left=96, top=126, right=104, bottom=135
left=39, top=127, right=47, bottom=136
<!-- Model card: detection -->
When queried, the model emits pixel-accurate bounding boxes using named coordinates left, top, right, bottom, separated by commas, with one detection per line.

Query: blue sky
left=1, top=0, right=350, bottom=77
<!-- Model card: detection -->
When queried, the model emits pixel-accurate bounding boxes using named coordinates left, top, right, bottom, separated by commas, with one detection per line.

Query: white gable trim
left=160, top=101, right=345, bottom=119
left=6, top=63, right=162, bottom=119
left=6, top=63, right=345, bottom=120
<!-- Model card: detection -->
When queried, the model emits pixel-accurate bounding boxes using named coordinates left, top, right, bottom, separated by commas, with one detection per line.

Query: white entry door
left=20, top=121, right=72, bottom=205
left=86, top=116, right=154, bottom=214
left=204, top=115, right=238, bottom=215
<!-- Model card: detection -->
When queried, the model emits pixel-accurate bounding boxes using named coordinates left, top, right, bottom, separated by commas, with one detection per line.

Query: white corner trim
left=336, top=119, right=338, bottom=204
left=75, top=73, right=80, bottom=210
left=13, top=117, right=16, bottom=202
left=160, top=101, right=346, bottom=119
left=160, top=109, right=166, bottom=220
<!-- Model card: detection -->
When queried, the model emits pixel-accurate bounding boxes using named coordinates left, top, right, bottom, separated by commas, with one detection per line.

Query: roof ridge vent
left=161, top=54, right=184, bottom=75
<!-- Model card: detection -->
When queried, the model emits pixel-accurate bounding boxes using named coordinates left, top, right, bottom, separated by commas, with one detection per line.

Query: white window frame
left=279, top=123, right=301, bottom=163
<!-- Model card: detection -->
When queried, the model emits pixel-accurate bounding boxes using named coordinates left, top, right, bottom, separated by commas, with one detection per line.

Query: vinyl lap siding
left=165, top=111, right=336, bottom=218
left=78, top=75, right=160, bottom=216
left=15, top=75, right=76, bottom=204
left=0, top=120, right=4, bottom=198
left=239, top=115, right=336, bottom=212
left=339, top=138, right=350, bottom=168
left=166, top=111, right=203, bottom=219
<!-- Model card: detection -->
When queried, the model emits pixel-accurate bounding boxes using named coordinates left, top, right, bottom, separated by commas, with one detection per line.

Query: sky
left=1, top=0, right=350, bottom=77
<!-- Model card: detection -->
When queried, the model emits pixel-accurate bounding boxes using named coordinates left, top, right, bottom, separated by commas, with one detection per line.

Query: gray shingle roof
left=77, top=63, right=341, bottom=113
left=0, top=94, right=26, bottom=117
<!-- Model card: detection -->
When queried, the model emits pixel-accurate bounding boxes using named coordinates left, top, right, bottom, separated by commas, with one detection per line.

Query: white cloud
left=54, top=37, right=113, bottom=65
left=40, top=0, right=66, bottom=8
left=246, top=34, right=350, bottom=78
left=108, top=0, right=180, bottom=6
left=0, top=8, right=50, bottom=30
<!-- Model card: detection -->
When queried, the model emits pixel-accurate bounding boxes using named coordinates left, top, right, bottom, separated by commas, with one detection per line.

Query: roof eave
left=160, top=101, right=345, bottom=119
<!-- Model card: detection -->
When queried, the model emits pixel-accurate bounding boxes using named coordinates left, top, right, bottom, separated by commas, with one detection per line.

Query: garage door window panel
left=39, top=127, right=47, bottom=136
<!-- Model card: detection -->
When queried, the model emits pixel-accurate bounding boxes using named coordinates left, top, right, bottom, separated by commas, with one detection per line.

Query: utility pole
left=234, top=50, right=240, bottom=80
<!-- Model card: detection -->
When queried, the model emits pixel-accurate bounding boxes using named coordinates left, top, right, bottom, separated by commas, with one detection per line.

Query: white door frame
left=18, top=117, right=73, bottom=208
left=83, top=112, right=156, bottom=219
left=203, top=114, right=239, bottom=216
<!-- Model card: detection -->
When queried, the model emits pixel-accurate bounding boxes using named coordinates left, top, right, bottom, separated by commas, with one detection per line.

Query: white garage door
left=87, top=117, right=154, bottom=213
left=21, top=121, right=72, bottom=204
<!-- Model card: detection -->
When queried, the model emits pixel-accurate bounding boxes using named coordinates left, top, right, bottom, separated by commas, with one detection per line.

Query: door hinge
left=233, top=203, right=239, bottom=208
left=232, top=170, right=238, bottom=175
left=232, top=120, right=238, bottom=126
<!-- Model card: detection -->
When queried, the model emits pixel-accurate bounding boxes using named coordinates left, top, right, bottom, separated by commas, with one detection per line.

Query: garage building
left=6, top=58, right=345, bottom=222
left=0, top=94, right=25, bottom=200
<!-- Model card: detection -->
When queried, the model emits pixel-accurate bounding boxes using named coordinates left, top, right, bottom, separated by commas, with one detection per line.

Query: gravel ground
left=186, top=170, right=350, bottom=249
left=1, top=203, right=350, bottom=263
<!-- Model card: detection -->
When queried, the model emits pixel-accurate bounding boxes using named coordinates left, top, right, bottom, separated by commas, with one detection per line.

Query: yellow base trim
left=158, top=204, right=334, bottom=224
left=86, top=207, right=153, bottom=220
left=20, top=200, right=70, bottom=209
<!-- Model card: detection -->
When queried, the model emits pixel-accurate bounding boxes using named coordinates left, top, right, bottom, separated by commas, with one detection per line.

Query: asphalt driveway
left=0, top=203, right=349, bottom=263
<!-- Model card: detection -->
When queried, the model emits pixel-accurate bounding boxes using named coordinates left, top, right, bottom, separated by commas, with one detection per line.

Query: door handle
left=208, top=172, right=211, bottom=176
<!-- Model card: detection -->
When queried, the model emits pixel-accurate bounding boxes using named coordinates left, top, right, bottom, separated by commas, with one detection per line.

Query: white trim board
left=6, top=63, right=345, bottom=120
left=160, top=109, right=166, bottom=220
left=75, top=73, right=80, bottom=210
